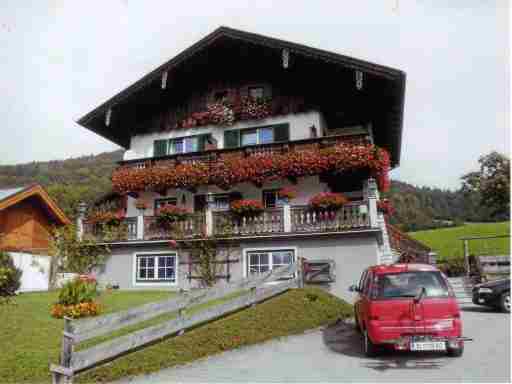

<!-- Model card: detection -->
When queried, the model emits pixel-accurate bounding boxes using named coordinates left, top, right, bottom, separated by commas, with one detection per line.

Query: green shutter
left=197, top=134, right=211, bottom=152
left=224, top=130, right=240, bottom=148
left=154, top=139, right=168, bottom=157
left=273, top=123, right=290, bottom=142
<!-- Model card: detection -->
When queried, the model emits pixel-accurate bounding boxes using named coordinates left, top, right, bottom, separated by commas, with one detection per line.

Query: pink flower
left=168, top=240, right=177, bottom=248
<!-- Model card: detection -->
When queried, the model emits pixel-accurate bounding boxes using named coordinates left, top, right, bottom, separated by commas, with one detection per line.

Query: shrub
left=230, top=199, right=264, bottom=217
left=57, top=277, right=99, bottom=306
left=156, top=205, right=190, bottom=227
left=0, top=251, right=22, bottom=300
left=52, top=277, right=101, bottom=318
left=309, top=192, right=348, bottom=211
left=86, top=210, right=124, bottom=226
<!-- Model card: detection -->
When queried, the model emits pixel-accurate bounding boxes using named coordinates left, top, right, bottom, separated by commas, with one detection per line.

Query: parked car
left=350, top=263, right=466, bottom=357
left=472, top=278, right=510, bottom=313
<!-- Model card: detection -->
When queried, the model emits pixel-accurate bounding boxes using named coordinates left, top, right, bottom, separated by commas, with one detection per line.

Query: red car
left=350, top=263, right=466, bottom=357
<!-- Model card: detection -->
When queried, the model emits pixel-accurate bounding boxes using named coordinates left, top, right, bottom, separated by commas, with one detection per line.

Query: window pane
left=260, top=253, right=269, bottom=265
left=147, top=268, right=154, bottom=279
left=259, top=127, right=274, bottom=144
left=166, top=268, right=175, bottom=279
left=140, top=258, right=147, bottom=268
left=263, top=191, right=277, bottom=208
left=241, top=129, right=257, bottom=146
left=172, top=139, right=184, bottom=154
left=185, top=137, right=198, bottom=153
left=260, top=265, right=270, bottom=273
left=249, top=87, right=264, bottom=99
left=139, top=269, right=146, bottom=279
left=147, top=258, right=155, bottom=267
left=158, top=258, right=166, bottom=267
left=158, top=268, right=166, bottom=279
left=249, top=253, right=259, bottom=265
left=215, top=196, right=230, bottom=210
left=165, top=257, right=174, bottom=267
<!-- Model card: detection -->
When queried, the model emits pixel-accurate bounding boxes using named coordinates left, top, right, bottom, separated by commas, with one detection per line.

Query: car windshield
left=372, top=271, right=450, bottom=299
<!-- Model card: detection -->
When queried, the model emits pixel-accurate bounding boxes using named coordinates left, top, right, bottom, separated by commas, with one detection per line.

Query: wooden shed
left=0, top=184, right=71, bottom=253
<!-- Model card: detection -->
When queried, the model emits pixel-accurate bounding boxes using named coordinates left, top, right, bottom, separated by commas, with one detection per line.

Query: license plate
left=410, top=341, right=446, bottom=351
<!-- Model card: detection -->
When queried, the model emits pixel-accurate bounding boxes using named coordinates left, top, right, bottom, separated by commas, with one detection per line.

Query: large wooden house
left=77, top=27, right=427, bottom=299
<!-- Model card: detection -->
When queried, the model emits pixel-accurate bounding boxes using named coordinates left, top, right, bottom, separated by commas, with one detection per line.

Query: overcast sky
left=1, top=1, right=509, bottom=190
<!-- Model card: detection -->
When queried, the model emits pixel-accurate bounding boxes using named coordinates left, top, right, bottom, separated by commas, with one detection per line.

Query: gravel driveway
left=114, top=304, right=510, bottom=383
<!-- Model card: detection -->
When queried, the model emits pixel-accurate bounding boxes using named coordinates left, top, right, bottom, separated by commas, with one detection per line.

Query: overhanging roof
left=78, top=26, right=406, bottom=166
left=0, top=184, right=71, bottom=226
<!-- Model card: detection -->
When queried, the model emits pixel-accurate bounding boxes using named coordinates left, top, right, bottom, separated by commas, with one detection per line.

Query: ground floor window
left=136, top=253, right=177, bottom=283
left=246, top=249, right=294, bottom=276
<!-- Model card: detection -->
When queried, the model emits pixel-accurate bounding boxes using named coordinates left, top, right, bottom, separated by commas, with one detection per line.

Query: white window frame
left=242, top=246, right=298, bottom=278
left=240, top=126, right=275, bottom=146
left=169, top=136, right=199, bottom=155
left=132, top=251, right=178, bottom=287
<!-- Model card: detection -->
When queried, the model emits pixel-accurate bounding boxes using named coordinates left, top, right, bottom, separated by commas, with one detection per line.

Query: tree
left=49, top=224, right=110, bottom=287
left=461, top=152, right=510, bottom=218
left=0, top=250, right=22, bottom=301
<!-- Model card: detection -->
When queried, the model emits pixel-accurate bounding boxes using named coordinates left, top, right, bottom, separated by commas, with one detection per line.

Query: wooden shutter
left=224, top=130, right=240, bottom=148
left=154, top=139, right=168, bottom=157
left=273, top=123, right=290, bottom=142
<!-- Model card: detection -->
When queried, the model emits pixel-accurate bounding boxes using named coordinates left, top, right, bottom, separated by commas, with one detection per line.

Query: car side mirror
left=349, top=284, right=359, bottom=293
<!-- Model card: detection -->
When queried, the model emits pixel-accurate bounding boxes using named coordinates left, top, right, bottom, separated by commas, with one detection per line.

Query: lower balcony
left=83, top=201, right=373, bottom=242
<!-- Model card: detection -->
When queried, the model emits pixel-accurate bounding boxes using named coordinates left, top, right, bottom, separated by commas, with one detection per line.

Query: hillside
left=410, top=222, right=510, bottom=261
left=0, top=149, right=500, bottom=227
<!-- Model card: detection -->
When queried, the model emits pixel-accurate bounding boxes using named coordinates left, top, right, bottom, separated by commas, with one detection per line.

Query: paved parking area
left=116, top=304, right=510, bottom=383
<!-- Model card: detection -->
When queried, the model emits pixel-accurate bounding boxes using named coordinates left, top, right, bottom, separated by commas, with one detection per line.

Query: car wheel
left=500, top=292, right=510, bottom=313
left=362, top=330, right=378, bottom=357
left=447, top=342, right=464, bottom=357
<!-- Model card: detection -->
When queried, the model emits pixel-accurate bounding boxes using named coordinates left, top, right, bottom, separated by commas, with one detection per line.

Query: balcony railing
left=143, top=214, right=206, bottom=240
left=212, top=208, right=284, bottom=237
left=291, top=202, right=369, bottom=233
left=83, top=200, right=374, bottom=243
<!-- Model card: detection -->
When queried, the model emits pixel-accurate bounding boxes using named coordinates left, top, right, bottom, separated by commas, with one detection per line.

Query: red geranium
left=309, top=192, right=348, bottom=211
left=277, top=187, right=297, bottom=200
left=156, top=205, right=190, bottom=223
left=377, top=199, right=394, bottom=216
left=86, top=210, right=124, bottom=226
left=230, top=199, right=264, bottom=217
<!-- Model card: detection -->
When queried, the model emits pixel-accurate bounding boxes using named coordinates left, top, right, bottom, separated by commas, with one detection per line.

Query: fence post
left=463, top=239, right=470, bottom=277
left=297, top=258, right=305, bottom=288
left=52, top=316, right=74, bottom=384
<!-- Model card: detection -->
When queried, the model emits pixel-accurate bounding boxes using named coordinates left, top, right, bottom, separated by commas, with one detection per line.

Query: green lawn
left=0, top=290, right=175, bottom=383
left=0, top=287, right=352, bottom=383
left=409, top=222, right=510, bottom=261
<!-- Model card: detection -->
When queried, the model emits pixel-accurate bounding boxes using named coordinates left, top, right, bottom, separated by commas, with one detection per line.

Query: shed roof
left=0, top=184, right=71, bottom=226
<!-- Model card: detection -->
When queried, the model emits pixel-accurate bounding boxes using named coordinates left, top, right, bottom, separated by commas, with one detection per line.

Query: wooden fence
left=50, top=262, right=301, bottom=383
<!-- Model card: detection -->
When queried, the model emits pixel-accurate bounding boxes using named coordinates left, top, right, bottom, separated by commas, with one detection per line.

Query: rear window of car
left=371, top=271, right=450, bottom=299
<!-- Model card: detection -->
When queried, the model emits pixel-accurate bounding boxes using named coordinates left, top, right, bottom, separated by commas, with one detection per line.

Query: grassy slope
left=78, top=287, right=351, bottom=383
left=0, top=290, right=174, bottom=383
left=409, top=222, right=510, bottom=261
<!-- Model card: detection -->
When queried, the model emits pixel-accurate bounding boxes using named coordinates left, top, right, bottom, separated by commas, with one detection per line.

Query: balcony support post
left=366, top=178, right=379, bottom=228
left=283, top=201, right=291, bottom=232
left=205, top=193, right=214, bottom=237
left=137, top=214, right=144, bottom=240
left=77, top=201, right=87, bottom=240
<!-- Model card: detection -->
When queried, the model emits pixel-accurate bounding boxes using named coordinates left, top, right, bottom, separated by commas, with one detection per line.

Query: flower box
left=309, top=192, right=348, bottom=211
left=230, top=199, right=264, bottom=217
left=156, top=205, right=190, bottom=227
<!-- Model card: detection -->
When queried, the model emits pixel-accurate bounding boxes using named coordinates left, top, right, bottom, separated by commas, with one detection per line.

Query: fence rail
left=290, top=202, right=369, bottom=232
left=212, top=208, right=284, bottom=236
left=50, top=262, right=300, bottom=383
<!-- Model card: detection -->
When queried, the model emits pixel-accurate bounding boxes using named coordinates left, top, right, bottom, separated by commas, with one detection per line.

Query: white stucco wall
left=10, top=252, right=50, bottom=292
left=125, top=111, right=324, bottom=160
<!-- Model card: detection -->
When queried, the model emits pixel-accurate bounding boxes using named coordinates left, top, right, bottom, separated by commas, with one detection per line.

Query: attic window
left=249, top=86, right=264, bottom=99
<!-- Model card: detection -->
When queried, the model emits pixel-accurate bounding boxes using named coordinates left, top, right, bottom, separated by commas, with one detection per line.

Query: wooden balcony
left=83, top=201, right=374, bottom=243
left=118, top=133, right=370, bottom=170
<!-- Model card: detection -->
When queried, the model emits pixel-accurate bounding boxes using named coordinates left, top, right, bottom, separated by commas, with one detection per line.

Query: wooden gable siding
left=0, top=197, right=55, bottom=252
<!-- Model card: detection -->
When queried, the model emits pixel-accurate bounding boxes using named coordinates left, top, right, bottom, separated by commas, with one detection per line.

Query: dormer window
left=248, top=86, right=264, bottom=99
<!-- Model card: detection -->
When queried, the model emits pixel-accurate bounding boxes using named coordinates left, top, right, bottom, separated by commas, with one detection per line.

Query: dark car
left=472, top=278, right=510, bottom=312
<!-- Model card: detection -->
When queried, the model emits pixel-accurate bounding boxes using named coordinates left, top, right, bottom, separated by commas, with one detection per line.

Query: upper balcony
left=112, top=133, right=390, bottom=197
